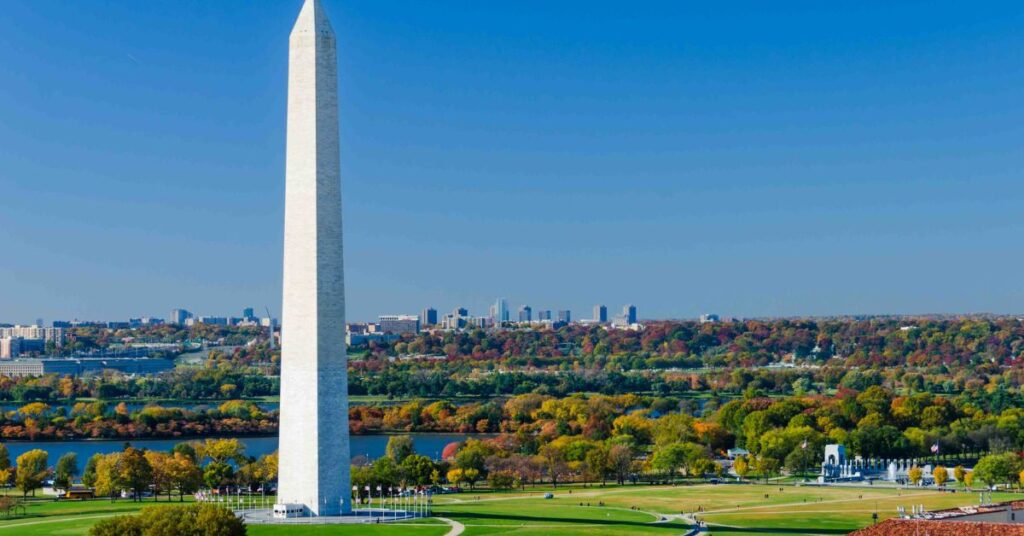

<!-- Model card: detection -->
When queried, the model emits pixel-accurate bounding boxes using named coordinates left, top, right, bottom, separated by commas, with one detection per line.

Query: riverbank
left=1, top=433, right=481, bottom=462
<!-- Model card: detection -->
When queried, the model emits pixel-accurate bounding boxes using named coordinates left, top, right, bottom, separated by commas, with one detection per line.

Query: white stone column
left=276, top=0, right=350, bottom=516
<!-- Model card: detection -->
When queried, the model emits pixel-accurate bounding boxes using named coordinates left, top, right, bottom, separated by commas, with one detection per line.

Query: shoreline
left=0, top=431, right=494, bottom=444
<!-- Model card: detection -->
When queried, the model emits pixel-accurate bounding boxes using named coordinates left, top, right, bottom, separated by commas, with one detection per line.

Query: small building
left=379, top=315, right=420, bottom=335
left=0, top=357, right=174, bottom=378
left=63, top=484, right=95, bottom=499
left=727, top=448, right=750, bottom=459
left=273, top=503, right=307, bottom=519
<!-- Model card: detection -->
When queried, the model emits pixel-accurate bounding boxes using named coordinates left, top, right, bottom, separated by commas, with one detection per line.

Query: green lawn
left=0, top=484, right=1017, bottom=535
left=0, top=497, right=194, bottom=519
left=0, top=517, right=97, bottom=535
left=431, top=483, right=1019, bottom=535
left=248, top=522, right=449, bottom=536
left=433, top=495, right=681, bottom=535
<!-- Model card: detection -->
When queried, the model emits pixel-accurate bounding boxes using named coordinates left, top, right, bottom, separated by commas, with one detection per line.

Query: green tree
left=89, top=503, right=244, bottom=536
left=203, top=461, right=234, bottom=490
left=652, top=414, right=695, bottom=446
left=167, top=453, right=203, bottom=502
left=14, top=450, right=48, bottom=498
left=54, top=453, right=78, bottom=492
left=537, top=444, right=568, bottom=488
left=488, top=471, right=515, bottom=489
left=0, top=444, right=11, bottom=474
left=82, top=453, right=102, bottom=488
left=755, top=456, right=780, bottom=483
left=144, top=451, right=171, bottom=500
left=584, top=445, right=610, bottom=485
left=399, top=454, right=435, bottom=486
left=255, top=453, right=278, bottom=488
left=119, top=448, right=152, bottom=502
left=973, top=453, right=1021, bottom=488
left=651, top=443, right=689, bottom=479
left=651, top=442, right=705, bottom=480
left=96, top=453, right=126, bottom=501
left=371, top=456, right=400, bottom=487
left=608, top=444, right=632, bottom=485
left=0, top=444, right=12, bottom=487
left=385, top=435, right=415, bottom=463
left=784, top=446, right=814, bottom=479
left=88, top=515, right=142, bottom=536
left=171, top=443, right=199, bottom=464
left=200, top=438, right=245, bottom=465
left=690, top=457, right=715, bottom=480
left=454, top=440, right=493, bottom=479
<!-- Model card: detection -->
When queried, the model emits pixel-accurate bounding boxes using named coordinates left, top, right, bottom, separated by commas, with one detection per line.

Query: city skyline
left=2, top=1, right=1023, bottom=323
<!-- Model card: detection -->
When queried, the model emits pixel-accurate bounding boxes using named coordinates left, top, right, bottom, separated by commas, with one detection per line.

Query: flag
left=930, top=443, right=939, bottom=454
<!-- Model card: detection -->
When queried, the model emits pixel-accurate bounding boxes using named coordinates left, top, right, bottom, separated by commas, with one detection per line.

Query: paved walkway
left=699, top=489, right=943, bottom=515
left=0, top=513, right=119, bottom=531
left=437, top=516, right=465, bottom=536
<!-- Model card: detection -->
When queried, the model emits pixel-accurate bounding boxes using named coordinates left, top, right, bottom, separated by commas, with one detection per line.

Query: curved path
left=437, top=516, right=465, bottom=536
left=0, top=513, right=119, bottom=531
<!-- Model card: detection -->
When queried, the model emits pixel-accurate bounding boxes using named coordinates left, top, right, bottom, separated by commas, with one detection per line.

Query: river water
left=2, top=433, right=471, bottom=463
left=0, top=402, right=281, bottom=414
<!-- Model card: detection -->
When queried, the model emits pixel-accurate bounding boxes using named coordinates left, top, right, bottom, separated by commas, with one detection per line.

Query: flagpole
left=801, top=438, right=808, bottom=482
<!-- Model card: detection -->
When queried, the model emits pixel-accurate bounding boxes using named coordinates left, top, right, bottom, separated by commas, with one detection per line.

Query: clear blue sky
left=1, top=1, right=1022, bottom=324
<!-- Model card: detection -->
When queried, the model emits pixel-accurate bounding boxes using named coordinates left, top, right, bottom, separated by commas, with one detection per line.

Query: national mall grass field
left=0, top=484, right=1016, bottom=535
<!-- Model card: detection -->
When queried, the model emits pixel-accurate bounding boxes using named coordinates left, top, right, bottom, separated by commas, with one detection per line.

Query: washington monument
left=276, top=0, right=351, bottom=516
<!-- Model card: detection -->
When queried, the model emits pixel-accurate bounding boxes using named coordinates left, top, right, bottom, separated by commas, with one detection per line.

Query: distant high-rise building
left=623, top=304, right=637, bottom=324
left=441, top=307, right=469, bottom=330
left=518, top=305, right=532, bottom=322
left=538, top=310, right=552, bottom=321
left=594, top=305, right=608, bottom=323
left=557, top=310, right=572, bottom=323
left=490, top=298, right=509, bottom=324
left=379, top=315, right=420, bottom=335
left=0, top=337, right=23, bottom=359
left=420, top=307, right=437, bottom=326
left=170, top=309, right=192, bottom=325
left=468, top=317, right=492, bottom=329
left=441, top=315, right=460, bottom=330
left=0, top=326, right=64, bottom=344
left=0, top=337, right=45, bottom=359
left=243, top=307, right=255, bottom=320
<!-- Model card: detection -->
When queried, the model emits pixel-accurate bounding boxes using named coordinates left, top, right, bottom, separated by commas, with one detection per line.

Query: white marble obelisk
left=276, top=0, right=350, bottom=517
